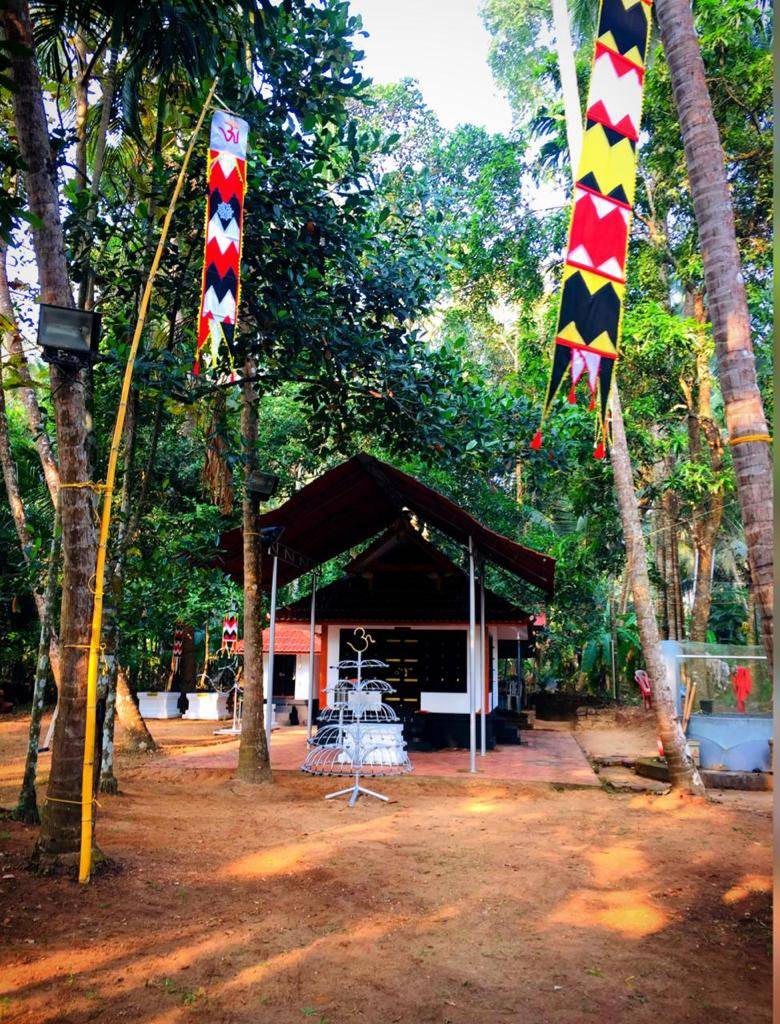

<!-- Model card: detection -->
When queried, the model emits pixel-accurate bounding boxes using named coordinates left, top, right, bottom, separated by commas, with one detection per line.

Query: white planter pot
left=183, top=692, right=229, bottom=720
left=138, top=692, right=181, bottom=719
left=342, top=722, right=406, bottom=766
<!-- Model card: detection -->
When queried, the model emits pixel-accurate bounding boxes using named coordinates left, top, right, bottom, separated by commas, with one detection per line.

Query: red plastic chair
left=634, top=670, right=652, bottom=710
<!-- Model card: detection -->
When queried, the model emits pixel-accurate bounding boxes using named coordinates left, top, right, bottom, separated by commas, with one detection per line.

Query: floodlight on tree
left=247, top=469, right=279, bottom=502
left=37, top=304, right=101, bottom=369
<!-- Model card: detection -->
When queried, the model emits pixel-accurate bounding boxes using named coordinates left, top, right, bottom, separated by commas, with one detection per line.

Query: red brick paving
left=165, top=724, right=599, bottom=786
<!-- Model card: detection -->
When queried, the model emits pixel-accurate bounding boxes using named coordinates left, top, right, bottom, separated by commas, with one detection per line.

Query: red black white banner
left=195, top=110, right=249, bottom=376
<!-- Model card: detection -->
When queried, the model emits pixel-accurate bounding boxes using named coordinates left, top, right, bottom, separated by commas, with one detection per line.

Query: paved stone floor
left=166, top=724, right=600, bottom=786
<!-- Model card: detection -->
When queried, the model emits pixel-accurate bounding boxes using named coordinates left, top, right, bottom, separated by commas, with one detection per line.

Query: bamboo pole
left=682, top=681, right=697, bottom=733
left=79, top=80, right=218, bottom=884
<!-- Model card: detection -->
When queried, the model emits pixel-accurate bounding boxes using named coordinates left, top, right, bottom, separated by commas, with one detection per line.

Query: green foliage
left=0, top=0, right=770, bottom=702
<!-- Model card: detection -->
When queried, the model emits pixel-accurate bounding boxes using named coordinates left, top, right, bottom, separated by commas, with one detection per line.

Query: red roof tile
left=234, top=626, right=320, bottom=655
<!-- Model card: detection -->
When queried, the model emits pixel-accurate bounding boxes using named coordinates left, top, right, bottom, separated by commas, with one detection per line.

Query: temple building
left=217, top=454, right=554, bottom=761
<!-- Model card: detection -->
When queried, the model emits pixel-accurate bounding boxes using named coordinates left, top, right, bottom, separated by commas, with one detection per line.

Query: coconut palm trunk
left=236, top=358, right=272, bottom=783
left=655, top=0, right=773, bottom=664
left=4, top=0, right=98, bottom=868
left=612, top=392, right=704, bottom=793
left=548, top=0, right=703, bottom=790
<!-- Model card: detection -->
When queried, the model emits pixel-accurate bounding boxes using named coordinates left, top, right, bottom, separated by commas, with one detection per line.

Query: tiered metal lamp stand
left=301, top=629, right=412, bottom=805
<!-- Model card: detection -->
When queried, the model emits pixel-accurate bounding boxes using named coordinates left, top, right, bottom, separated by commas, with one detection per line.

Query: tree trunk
left=663, top=488, right=684, bottom=640
left=97, top=602, right=120, bottom=793
left=0, top=354, right=38, bottom=612
left=655, top=0, right=773, bottom=665
left=690, top=542, right=714, bottom=642
left=745, top=584, right=757, bottom=646
left=115, top=668, right=156, bottom=752
left=236, top=357, right=272, bottom=783
left=0, top=332, right=62, bottom=684
left=72, top=36, right=89, bottom=193
left=202, top=390, right=235, bottom=514
left=0, top=241, right=60, bottom=503
left=653, top=500, right=669, bottom=637
left=13, top=506, right=62, bottom=824
left=611, top=389, right=704, bottom=794
left=4, top=0, right=98, bottom=869
left=79, top=9, right=123, bottom=311
left=650, top=439, right=684, bottom=642
left=683, top=296, right=725, bottom=642
left=99, top=390, right=158, bottom=788
left=550, top=0, right=582, bottom=170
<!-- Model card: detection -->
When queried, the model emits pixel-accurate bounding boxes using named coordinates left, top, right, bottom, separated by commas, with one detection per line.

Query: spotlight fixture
left=247, top=469, right=280, bottom=503
left=37, top=304, right=101, bottom=369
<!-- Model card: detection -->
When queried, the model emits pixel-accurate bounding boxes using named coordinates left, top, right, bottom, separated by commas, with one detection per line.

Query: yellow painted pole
left=79, top=80, right=219, bottom=883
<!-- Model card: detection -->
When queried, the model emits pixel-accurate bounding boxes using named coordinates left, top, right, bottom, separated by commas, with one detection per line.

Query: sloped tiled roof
left=278, top=526, right=531, bottom=626
left=216, top=454, right=554, bottom=594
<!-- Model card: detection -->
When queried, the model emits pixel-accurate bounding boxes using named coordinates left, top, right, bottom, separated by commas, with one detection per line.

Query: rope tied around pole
left=63, top=642, right=109, bottom=675
left=45, top=795, right=101, bottom=808
left=728, top=433, right=772, bottom=446
left=59, top=481, right=107, bottom=491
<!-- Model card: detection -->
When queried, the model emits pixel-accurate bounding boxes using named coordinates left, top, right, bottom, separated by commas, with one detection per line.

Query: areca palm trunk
left=655, top=0, right=773, bottom=664
left=14, top=508, right=62, bottom=824
left=4, top=0, right=98, bottom=868
left=236, top=357, right=272, bottom=783
left=98, top=392, right=159, bottom=791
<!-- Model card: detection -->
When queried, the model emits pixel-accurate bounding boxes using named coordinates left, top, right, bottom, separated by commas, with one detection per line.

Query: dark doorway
left=338, top=628, right=467, bottom=711
left=273, top=654, right=296, bottom=697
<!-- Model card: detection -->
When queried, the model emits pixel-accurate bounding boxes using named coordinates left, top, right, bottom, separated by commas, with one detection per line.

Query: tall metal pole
left=307, top=573, right=317, bottom=740
left=516, top=631, right=523, bottom=711
left=468, top=537, right=477, bottom=773
left=479, top=571, right=486, bottom=756
left=265, top=554, right=279, bottom=744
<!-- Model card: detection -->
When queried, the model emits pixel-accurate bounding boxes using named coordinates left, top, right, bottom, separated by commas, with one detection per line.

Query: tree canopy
left=0, top=0, right=772, bottom=714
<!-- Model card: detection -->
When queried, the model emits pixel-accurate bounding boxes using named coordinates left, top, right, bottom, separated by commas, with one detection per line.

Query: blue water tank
left=687, top=713, right=772, bottom=771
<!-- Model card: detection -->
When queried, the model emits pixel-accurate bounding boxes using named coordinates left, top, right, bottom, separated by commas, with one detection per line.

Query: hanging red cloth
left=732, top=665, right=752, bottom=713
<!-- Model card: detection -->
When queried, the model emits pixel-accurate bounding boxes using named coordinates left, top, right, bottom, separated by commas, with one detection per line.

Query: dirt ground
left=573, top=709, right=659, bottom=762
left=0, top=712, right=773, bottom=1024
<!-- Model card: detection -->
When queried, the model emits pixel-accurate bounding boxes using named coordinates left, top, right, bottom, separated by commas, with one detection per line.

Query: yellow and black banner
left=533, top=0, right=653, bottom=457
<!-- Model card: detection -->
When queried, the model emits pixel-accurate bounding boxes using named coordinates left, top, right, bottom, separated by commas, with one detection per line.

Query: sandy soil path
left=0, top=713, right=771, bottom=1024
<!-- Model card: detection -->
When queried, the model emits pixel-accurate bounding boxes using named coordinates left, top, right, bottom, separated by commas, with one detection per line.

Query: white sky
left=349, top=0, right=514, bottom=135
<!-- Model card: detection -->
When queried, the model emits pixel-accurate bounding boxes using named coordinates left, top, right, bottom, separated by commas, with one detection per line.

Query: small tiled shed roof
left=234, top=624, right=321, bottom=656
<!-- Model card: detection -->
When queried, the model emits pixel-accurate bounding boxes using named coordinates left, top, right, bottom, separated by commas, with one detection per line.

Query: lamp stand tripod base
left=325, top=778, right=390, bottom=807
left=214, top=687, right=242, bottom=735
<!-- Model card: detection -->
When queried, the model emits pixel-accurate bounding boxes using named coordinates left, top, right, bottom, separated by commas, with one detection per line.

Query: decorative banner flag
left=533, top=0, right=653, bottom=458
left=195, top=110, right=249, bottom=376
left=221, top=612, right=239, bottom=653
left=171, top=622, right=184, bottom=674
